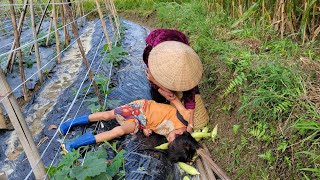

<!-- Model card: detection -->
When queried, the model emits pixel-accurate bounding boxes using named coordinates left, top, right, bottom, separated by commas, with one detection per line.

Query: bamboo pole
left=0, top=107, right=6, bottom=129
left=63, top=0, right=104, bottom=106
left=60, top=0, right=70, bottom=47
left=196, top=159, right=209, bottom=180
left=29, top=0, right=43, bottom=84
left=77, top=1, right=83, bottom=26
left=95, top=0, right=112, bottom=50
left=46, top=15, right=53, bottom=46
left=37, top=0, right=45, bottom=15
left=81, top=0, right=85, bottom=25
left=0, top=68, right=46, bottom=179
left=197, top=145, right=231, bottom=180
left=280, top=0, right=285, bottom=38
left=29, top=0, right=51, bottom=54
left=6, top=0, right=28, bottom=73
left=52, top=0, right=61, bottom=63
left=103, top=0, right=115, bottom=37
left=9, top=0, right=28, bottom=101
left=108, top=0, right=120, bottom=38
left=202, top=144, right=216, bottom=180
left=202, top=157, right=216, bottom=180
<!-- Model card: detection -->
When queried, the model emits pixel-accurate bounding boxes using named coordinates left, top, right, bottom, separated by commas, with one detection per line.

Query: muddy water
left=5, top=21, right=94, bottom=161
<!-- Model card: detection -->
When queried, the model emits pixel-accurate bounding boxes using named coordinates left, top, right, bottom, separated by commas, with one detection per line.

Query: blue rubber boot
left=59, top=115, right=90, bottom=135
left=62, top=132, right=96, bottom=153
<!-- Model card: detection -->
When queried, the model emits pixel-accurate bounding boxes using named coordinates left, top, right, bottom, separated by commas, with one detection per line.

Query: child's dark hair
left=167, top=131, right=200, bottom=163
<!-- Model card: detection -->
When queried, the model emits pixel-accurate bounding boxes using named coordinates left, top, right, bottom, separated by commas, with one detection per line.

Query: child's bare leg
left=95, top=122, right=136, bottom=143
left=88, top=110, right=115, bottom=122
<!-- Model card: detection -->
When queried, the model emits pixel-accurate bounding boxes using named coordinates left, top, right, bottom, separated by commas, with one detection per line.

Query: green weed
left=46, top=145, right=125, bottom=179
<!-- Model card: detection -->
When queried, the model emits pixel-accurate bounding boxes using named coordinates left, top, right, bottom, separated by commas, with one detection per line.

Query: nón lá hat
left=148, top=41, right=203, bottom=91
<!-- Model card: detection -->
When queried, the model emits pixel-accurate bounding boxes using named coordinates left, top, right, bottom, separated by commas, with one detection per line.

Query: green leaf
left=84, top=98, right=99, bottom=103
left=276, top=141, right=288, bottom=153
left=71, top=151, right=108, bottom=180
left=233, top=124, right=240, bottom=134
left=92, top=172, right=112, bottom=180
left=95, top=147, right=108, bottom=159
left=60, top=150, right=81, bottom=167
left=106, top=150, right=125, bottom=177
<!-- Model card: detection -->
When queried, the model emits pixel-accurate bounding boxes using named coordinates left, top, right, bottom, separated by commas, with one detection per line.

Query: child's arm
left=158, top=88, right=186, bottom=112
left=159, top=88, right=193, bottom=132
left=143, top=128, right=153, bottom=137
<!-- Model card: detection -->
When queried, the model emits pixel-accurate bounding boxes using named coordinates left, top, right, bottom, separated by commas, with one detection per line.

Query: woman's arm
left=187, top=109, right=195, bottom=133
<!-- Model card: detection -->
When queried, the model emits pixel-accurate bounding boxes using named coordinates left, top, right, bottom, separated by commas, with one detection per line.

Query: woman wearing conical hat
left=143, top=29, right=204, bottom=133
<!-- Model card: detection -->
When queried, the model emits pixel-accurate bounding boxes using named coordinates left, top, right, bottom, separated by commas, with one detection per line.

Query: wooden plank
left=52, top=0, right=61, bottom=63
left=9, top=0, right=28, bottom=101
left=63, top=0, right=104, bottom=106
left=0, top=68, right=46, bottom=179
left=29, top=0, right=43, bottom=83
left=95, top=0, right=112, bottom=50
left=6, top=0, right=28, bottom=73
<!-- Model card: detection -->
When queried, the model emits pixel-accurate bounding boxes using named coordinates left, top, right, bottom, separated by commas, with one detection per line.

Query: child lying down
left=59, top=91, right=200, bottom=163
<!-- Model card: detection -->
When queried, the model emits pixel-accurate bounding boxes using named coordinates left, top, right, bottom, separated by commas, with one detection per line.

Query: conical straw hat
left=148, top=41, right=203, bottom=91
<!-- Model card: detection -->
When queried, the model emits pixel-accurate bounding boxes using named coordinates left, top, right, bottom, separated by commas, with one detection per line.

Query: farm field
left=0, top=0, right=319, bottom=179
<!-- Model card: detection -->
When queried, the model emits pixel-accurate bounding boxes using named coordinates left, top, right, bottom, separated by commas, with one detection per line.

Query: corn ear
left=202, top=127, right=209, bottom=133
left=155, top=143, right=169, bottom=150
left=191, top=132, right=211, bottom=138
left=183, top=176, right=191, bottom=180
left=178, top=162, right=200, bottom=175
left=195, top=127, right=210, bottom=141
left=211, top=124, right=218, bottom=142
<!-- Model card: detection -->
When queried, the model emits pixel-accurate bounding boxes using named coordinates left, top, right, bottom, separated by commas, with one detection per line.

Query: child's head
left=167, top=131, right=200, bottom=163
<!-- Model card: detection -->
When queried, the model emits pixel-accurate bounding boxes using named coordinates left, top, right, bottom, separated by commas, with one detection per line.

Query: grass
left=114, top=0, right=320, bottom=179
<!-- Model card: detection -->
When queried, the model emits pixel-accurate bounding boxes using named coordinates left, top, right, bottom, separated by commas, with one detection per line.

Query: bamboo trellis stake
left=52, top=0, right=61, bottom=63
left=29, top=0, right=43, bottom=83
left=63, top=0, right=104, bottom=106
left=6, top=0, right=28, bottom=73
left=95, top=0, right=112, bottom=50
left=103, top=0, right=115, bottom=37
left=9, top=0, right=28, bottom=101
left=29, top=0, right=51, bottom=54
left=60, top=0, right=70, bottom=47
left=0, top=68, right=46, bottom=179
left=76, top=1, right=83, bottom=27
left=46, top=15, right=53, bottom=46
left=0, top=107, right=6, bottom=129
left=108, top=0, right=120, bottom=38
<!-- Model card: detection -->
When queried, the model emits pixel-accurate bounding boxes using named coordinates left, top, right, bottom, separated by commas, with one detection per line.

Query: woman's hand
left=187, top=124, right=194, bottom=133
left=143, top=128, right=153, bottom=137
left=158, top=88, right=176, bottom=101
